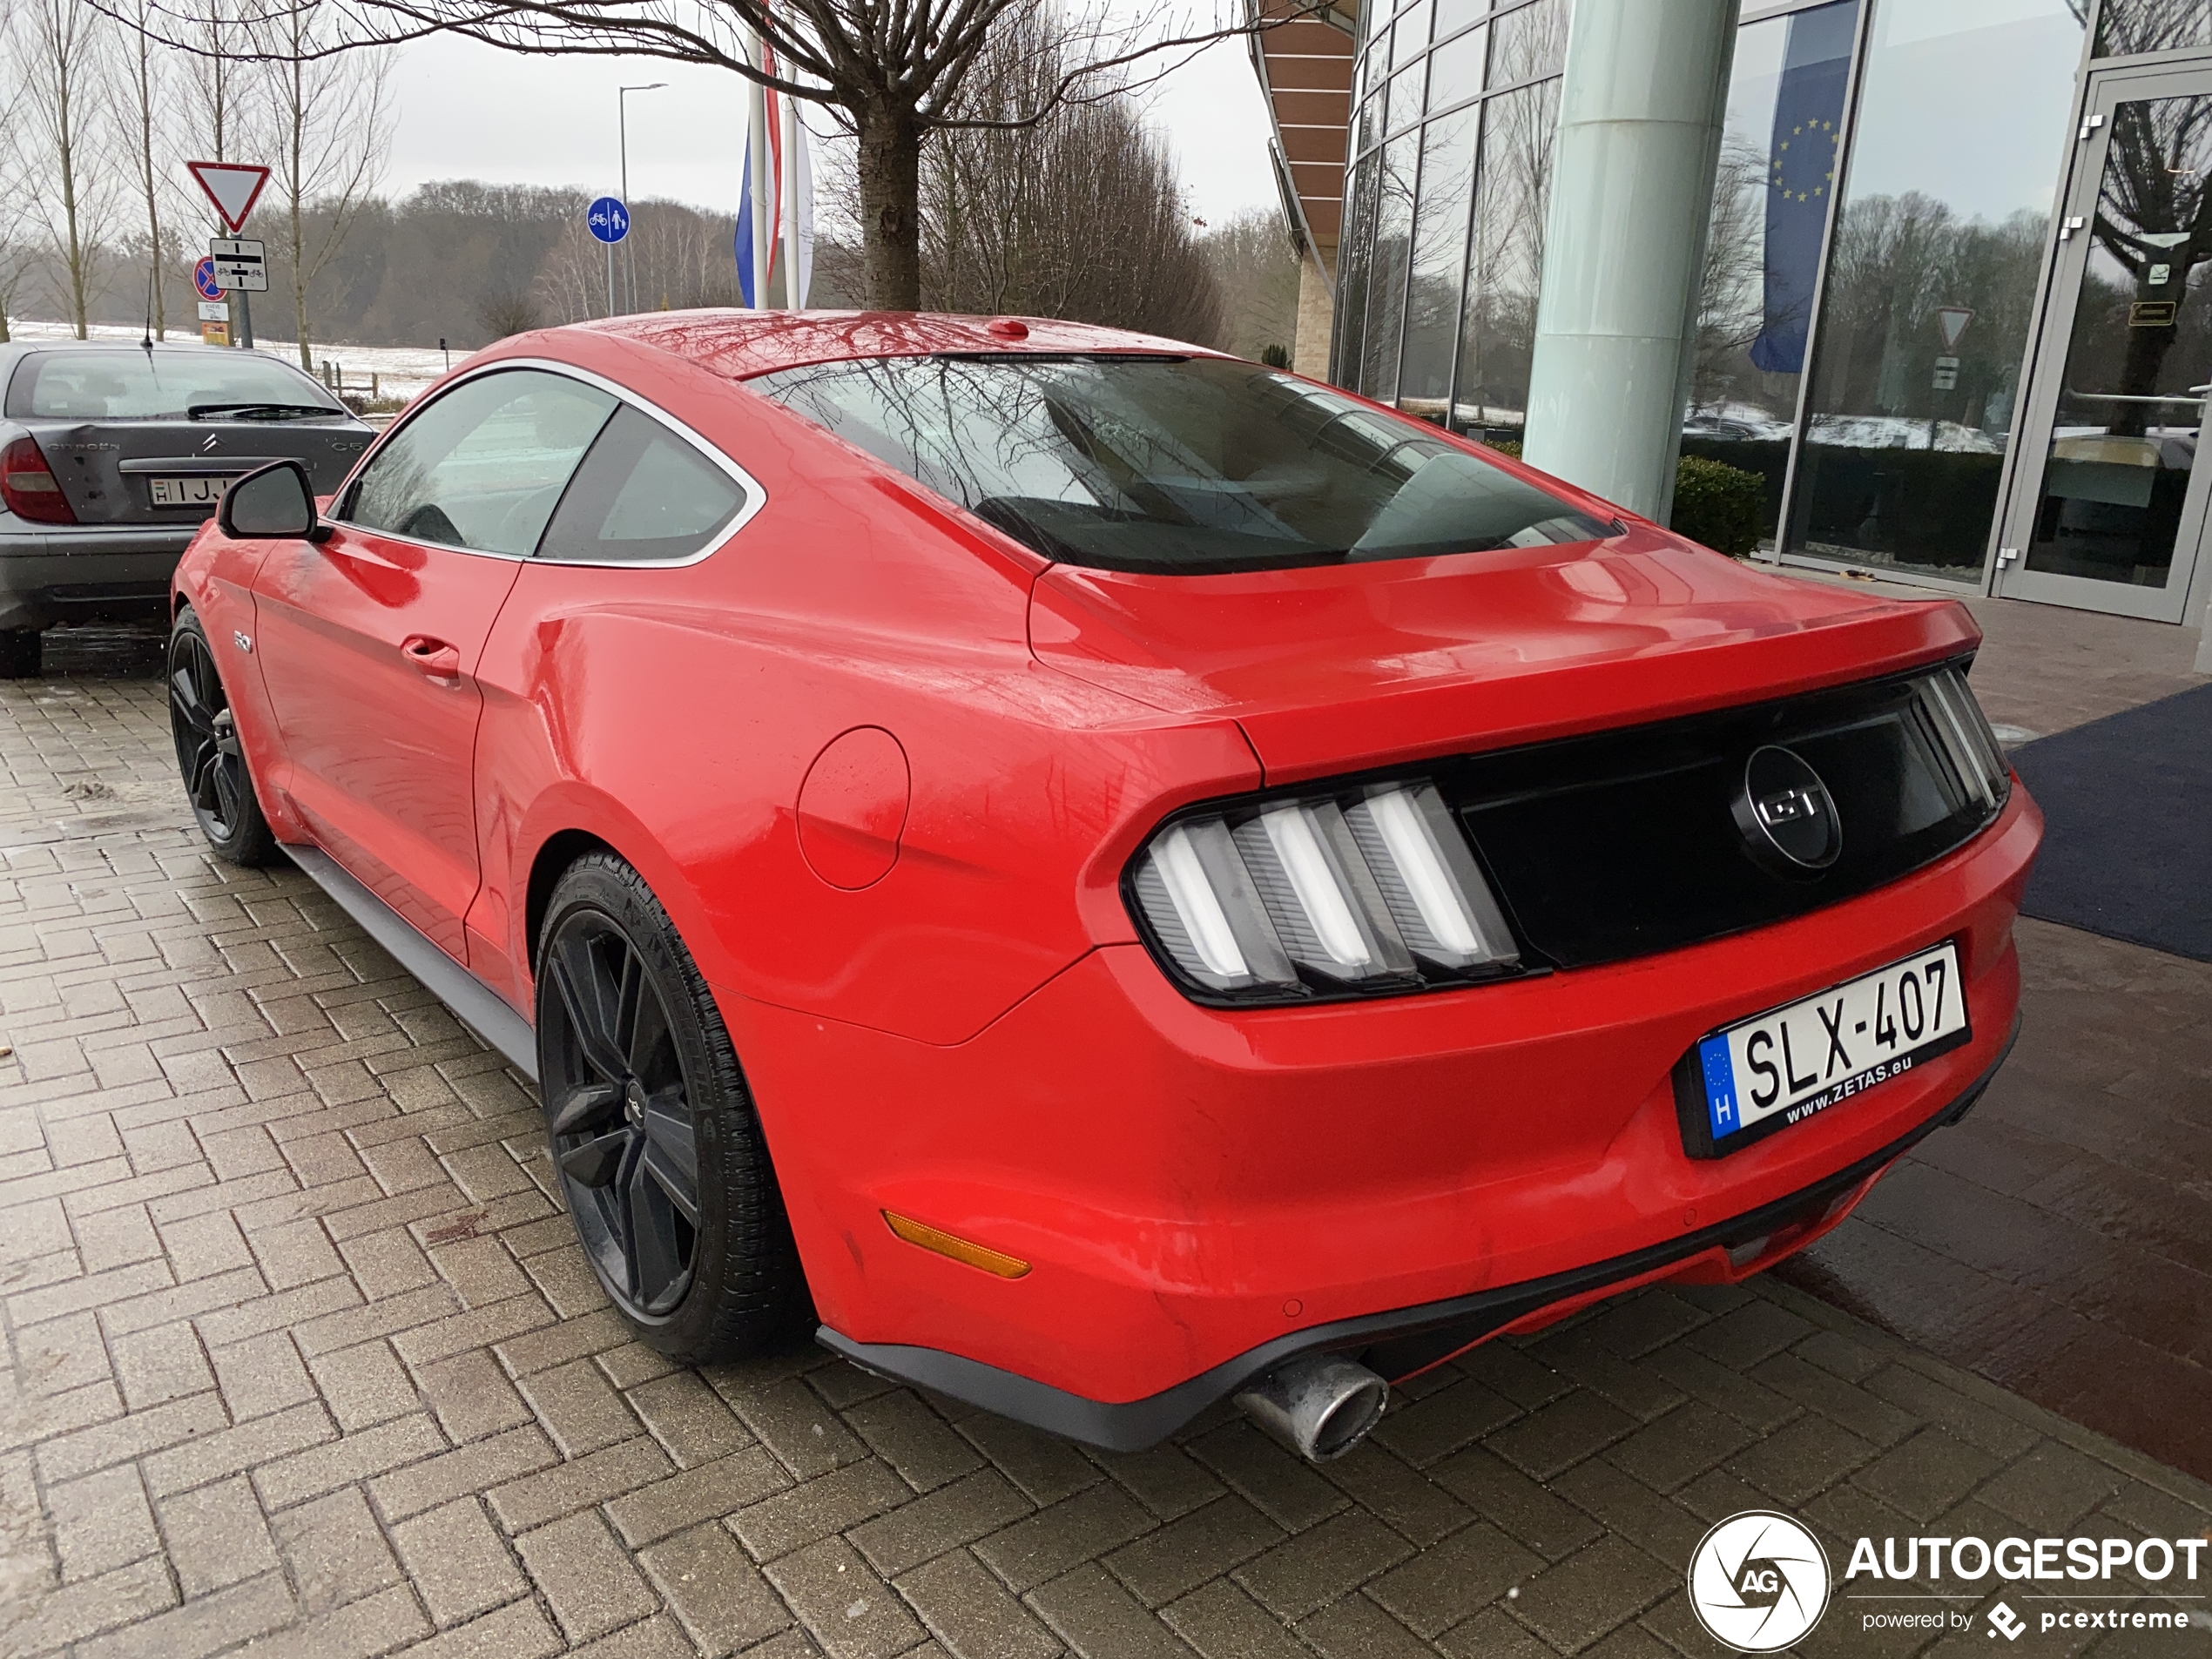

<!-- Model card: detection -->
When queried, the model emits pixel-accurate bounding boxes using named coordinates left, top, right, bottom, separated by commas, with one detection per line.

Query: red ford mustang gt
left=172, top=313, right=2038, bottom=1462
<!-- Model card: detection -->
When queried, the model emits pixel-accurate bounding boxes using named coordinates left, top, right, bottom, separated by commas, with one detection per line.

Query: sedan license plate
left=148, top=475, right=229, bottom=508
left=1682, top=942, right=1968, bottom=1157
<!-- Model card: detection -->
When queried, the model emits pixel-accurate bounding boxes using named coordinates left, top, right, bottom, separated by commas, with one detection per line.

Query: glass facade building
left=1313, top=0, right=2212, bottom=627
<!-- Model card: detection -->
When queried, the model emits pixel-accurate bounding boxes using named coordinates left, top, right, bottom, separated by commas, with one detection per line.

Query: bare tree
left=111, top=0, right=179, bottom=338
left=19, top=0, right=123, bottom=337
left=253, top=4, right=396, bottom=368
left=111, top=0, right=1314, bottom=310
left=0, top=0, right=34, bottom=341
left=918, top=3, right=1224, bottom=343
left=179, top=0, right=260, bottom=164
left=1198, top=208, right=1299, bottom=361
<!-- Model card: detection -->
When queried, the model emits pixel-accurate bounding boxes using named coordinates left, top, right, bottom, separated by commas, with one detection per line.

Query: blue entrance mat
left=2008, top=680, right=2212, bottom=964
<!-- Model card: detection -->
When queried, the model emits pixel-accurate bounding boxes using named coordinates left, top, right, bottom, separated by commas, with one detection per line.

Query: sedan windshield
left=7, top=350, right=347, bottom=421
left=750, top=354, right=1612, bottom=574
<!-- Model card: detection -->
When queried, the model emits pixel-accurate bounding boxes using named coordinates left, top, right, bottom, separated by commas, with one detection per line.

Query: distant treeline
left=25, top=176, right=1298, bottom=361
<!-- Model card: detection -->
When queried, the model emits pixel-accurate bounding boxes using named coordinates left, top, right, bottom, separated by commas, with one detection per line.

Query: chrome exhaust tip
left=1233, top=1353, right=1389, bottom=1462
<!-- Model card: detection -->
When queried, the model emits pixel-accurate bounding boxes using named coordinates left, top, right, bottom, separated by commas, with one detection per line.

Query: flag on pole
left=735, top=43, right=813, bottom=307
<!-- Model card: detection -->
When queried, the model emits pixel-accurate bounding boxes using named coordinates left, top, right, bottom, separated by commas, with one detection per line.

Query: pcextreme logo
left=1687, top=1511, right=1831, bottom=1651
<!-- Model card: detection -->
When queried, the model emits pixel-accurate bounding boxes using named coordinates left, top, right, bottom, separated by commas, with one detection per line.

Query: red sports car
left=172, top=314, right=2037, bottom=1463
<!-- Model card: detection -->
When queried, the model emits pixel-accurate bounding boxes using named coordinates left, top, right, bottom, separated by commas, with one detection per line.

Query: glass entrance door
left=1996, top=65, right=2212, bottom=624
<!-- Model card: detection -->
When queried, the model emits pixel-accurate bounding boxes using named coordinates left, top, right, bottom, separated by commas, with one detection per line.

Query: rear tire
left=535, top=853, right=806, bottom=1363
left=167, top=608, right=278, bottom=867
left=0, top=629, right=41, bottom=679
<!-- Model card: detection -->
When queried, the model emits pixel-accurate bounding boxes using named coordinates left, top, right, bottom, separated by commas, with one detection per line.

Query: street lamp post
left=617, top=82, right=668, bottom=314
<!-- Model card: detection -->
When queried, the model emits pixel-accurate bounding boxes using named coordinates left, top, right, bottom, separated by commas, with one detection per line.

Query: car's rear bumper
left=818, top=1022, right=2014, bottom=1451
left=0, top=526, right=194, bottom=630
left=732, top=785, right=2040, bottom=1445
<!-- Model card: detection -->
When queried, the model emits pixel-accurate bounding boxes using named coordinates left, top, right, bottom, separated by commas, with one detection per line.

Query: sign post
left=185, top=160, right=270, bottom=347
left=587, top=198, right=630, bottom=318
left=192, top=258, right=230, bottom=346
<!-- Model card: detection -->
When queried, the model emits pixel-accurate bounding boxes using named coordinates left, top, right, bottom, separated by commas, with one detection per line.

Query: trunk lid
left=1028, top=525, right=1982, bottom=781
left=28, top=418, right=373, bottom=526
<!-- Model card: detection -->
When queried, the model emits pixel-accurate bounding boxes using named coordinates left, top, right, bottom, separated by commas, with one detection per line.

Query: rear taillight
left=1, top=436, right=77, bottom=524
left=1129, top=779, right=1521, bottom=1005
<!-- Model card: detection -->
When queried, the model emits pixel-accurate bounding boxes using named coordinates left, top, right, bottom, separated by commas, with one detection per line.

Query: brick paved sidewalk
left=4, top=653, right=2210, bottom=1659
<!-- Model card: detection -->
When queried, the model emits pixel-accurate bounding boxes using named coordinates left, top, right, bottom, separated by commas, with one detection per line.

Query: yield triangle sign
left=186, top=161, right=271, bottom=232
left=1935, top=306, right=1975, bottom=352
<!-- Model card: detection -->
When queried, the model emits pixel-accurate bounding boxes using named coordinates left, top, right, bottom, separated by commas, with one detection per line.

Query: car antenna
left=141, top=265, right=156, bottom=352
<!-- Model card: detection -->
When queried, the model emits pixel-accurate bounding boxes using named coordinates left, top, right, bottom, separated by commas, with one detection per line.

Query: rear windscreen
left=7, top=350, right=345, bottom=421
left=750, top=354, right=1612, bottom=574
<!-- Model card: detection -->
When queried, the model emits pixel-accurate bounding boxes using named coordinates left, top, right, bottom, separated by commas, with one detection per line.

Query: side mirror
left=219, top=460, right=329, bottom=541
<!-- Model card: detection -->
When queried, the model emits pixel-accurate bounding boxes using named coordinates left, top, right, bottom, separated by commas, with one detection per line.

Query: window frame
left=327, top=358, right=768, bottom=568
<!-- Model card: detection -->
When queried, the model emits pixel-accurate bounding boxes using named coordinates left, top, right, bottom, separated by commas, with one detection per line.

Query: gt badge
left=1733, top=745, right=1840, bottom=876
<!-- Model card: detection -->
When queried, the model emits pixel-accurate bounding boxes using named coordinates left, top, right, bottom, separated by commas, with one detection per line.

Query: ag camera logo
left=1688, top=1510, right=1831, bottom=1651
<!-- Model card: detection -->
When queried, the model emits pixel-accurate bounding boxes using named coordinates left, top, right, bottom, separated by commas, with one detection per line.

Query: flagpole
left=779, top=91, right=803, bottom=309
left=744, top=28, right=772, bottom=310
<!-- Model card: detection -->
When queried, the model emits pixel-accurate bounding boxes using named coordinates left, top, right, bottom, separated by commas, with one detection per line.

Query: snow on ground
left=5, top=319, right=457, bottom=404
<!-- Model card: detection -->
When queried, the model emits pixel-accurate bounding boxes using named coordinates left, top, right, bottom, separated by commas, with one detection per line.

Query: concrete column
left=1292, top=248, right=1337, bottom=381
left=1521, top=0, right=1739, bottom=522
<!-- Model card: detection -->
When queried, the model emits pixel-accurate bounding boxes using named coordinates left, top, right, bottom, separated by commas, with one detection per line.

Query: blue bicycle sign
left=587, top=197, right=630, bottom=245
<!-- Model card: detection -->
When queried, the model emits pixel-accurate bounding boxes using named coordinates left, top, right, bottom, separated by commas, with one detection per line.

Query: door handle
left=401, top=635, right=462, bottom=679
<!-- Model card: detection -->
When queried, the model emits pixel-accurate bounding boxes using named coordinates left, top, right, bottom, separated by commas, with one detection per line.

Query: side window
left=343, top=369, right=617, bottom=556
left=535, top=405, right=748, bottom=563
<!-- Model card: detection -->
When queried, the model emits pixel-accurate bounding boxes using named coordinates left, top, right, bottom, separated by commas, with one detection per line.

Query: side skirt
left=283, top=842, right=539, bottom=1082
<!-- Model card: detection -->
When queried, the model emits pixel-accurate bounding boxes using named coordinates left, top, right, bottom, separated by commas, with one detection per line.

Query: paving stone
left=1025, top=1561, right=1190, bottom=1659
left=1487, top=1389, right=1642, bottom=1481
left=900, top=1546, right=1062, bottom=1659
left=156, top=1473, right=281, bottom=1595
left=48, top=1463, right=161, bottom=1581
left=392, top=1597, right=565, bottom=1659
left=973, top=1480, right=1157, bottom=1595
left=393, top=1496, right=529, bottom=1626
left=517, top=1509, right=660, bottom=1642
left=1850, top=1427, right=2006, bottom=1523
left=623, top=1367, right=753, bottom=1467
left=1602, top=1400, right=1759, bottom=1494
left=604, top=1443, right=790, bottom=1548
left=1184, top=1420, right=1345, bottom=1532
left=765, top=1534, right=928, bottom=1659
left=1160, top=1578, right=1309, bottom=1659
left=1425, top=1441, right=1604, bottom=1560
left=949, top=1422, right=1099, bottom=1514
left=1092, top=1443, right=1225, bottom=1521
left=1365, top=1521, right=1544, bottom=1638
left=274, top=1486, right=408, bottom=1613
left=736, top=1453, right=914, bottom=1562
left=841, top=1388, right=983, bottom=1492
left=1105, top=1493, right=1285, bottom=1608
left=636, top=1520, right=790, bottom=1656
left=1233, top=1507, right=1416, bottom=1622
left=1296, top=1594, right=1440, bottom=1659
left=1507, top=1534, right=1675, bottom=1653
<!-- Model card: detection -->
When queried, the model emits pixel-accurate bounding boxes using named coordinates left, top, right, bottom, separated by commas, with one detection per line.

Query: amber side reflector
left=882, top=1211, right=1030, bottom=1278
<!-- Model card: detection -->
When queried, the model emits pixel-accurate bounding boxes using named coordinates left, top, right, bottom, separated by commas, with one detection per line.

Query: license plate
left=1683, top=942, right=1969, bottom=1157
left=148, top=475, right=229, bottom=508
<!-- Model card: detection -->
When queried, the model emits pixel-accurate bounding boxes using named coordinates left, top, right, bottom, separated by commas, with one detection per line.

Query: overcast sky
left=381, top=28, right=1283, bottom=233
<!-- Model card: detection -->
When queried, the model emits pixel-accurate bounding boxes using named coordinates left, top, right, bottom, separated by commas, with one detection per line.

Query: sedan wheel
left=167, top=609, right=275, bottom=866
left=536, top=853, right=805, bottom=1358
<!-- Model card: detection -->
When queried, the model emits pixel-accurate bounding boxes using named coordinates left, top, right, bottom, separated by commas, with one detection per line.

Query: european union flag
left=1750, top=3, right=1856, bottom=375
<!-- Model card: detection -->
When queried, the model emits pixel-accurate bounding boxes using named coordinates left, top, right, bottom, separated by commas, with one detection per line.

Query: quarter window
left=344, top=368, right=616, bottom=555
left=536, top=405, right=747, bottom=563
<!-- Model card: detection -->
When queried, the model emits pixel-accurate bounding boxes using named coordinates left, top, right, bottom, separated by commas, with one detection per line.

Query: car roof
left=568, top=309, right=1223, bottom=381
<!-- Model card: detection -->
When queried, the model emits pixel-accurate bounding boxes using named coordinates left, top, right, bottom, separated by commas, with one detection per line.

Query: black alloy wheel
left=168, top=609, right=276, bottom=866
left=536, top=853, right=804, bottom=1358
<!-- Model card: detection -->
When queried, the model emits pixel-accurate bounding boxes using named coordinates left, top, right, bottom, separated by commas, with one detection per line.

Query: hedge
left=1481, top=441, right=1766, bottom=558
